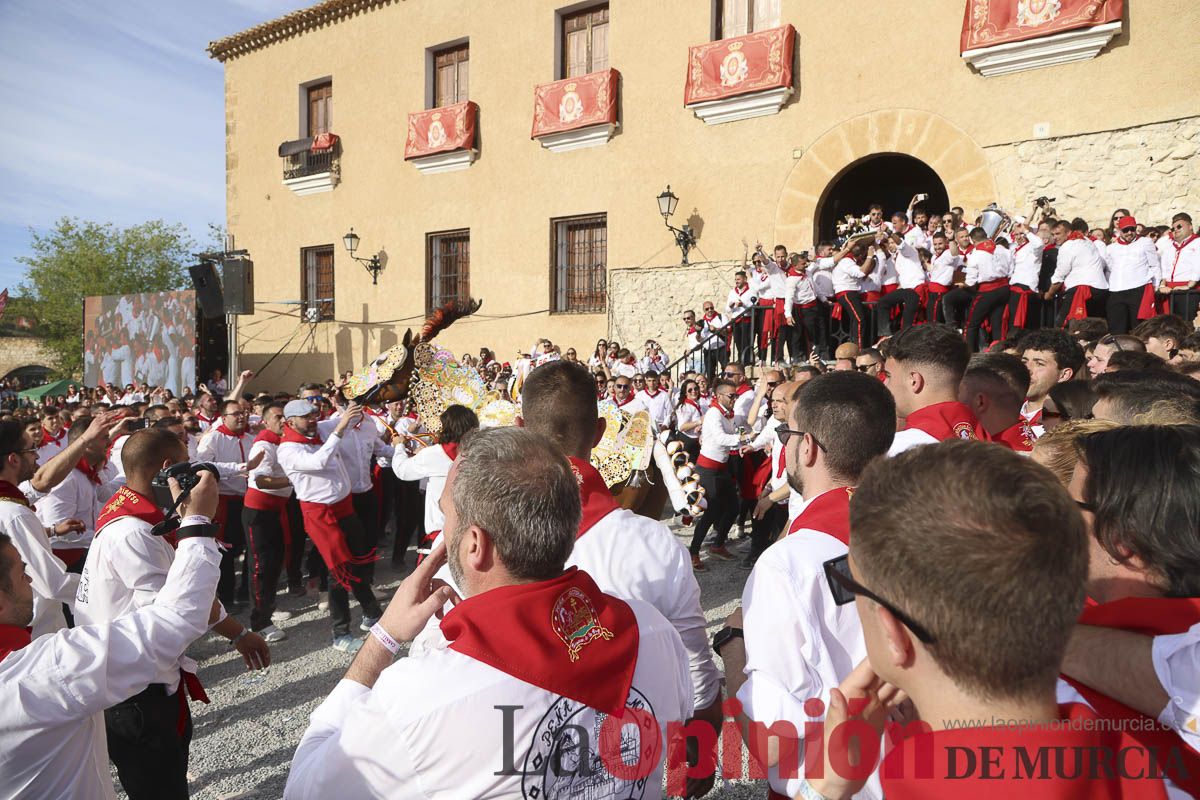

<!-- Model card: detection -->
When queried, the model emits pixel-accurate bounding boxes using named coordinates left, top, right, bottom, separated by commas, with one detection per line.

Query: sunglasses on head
left=1099, top=335, right=1126, bottom=352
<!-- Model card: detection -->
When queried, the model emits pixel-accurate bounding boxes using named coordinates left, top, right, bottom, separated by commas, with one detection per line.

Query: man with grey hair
left=285, top=428, right=693, bottom=799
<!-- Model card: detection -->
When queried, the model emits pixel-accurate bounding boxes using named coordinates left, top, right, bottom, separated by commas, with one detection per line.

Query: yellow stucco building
left=209, top=0, right=1200, bottom=389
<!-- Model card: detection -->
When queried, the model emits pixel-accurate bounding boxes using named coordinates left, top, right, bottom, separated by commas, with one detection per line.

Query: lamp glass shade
left=657, top=187, right=678, bottom=219
left=343, top=229, right=359, bottom=254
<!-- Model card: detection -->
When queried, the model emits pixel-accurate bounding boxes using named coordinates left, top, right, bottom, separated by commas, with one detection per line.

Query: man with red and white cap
left=285, top=428, right=692, bottom=800
left=1106, top=214, right=1161, bottom=335
left=277, top=399, right=383, bottom=653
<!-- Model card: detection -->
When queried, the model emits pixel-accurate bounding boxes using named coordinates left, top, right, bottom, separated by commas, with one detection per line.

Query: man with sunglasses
left=716, top=371, right=895, bottom=800
left=1105, top=215, right=1161, bottom=335
left=1157, top=212, right=1200, bottom=321
left=884, top=324, right=978, bottom=455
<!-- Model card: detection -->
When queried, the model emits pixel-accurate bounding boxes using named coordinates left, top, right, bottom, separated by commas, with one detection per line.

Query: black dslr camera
left=149, top=462, right=220, bottom=538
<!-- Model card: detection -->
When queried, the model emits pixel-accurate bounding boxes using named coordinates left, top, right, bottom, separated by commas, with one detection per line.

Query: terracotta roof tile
left=207, top=0, right=396, bottom=63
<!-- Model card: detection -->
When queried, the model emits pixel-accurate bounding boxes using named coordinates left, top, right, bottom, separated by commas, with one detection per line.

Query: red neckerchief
left=1027, top=406, right=1044, bottom=426
left=1014, top=237, right=1029, bottom=254
left=712, top=400, right=734, bottom=420
left=96, top=486, right=165, bottom=534
left=786, top=487, right=852, bottom=544
left=39, top=428, right=65, bottom=448
left=616, top=395, right=636, bottom=408
left=642, top=389, right=661, bottom=399
left=0, top=480, right=31, bottom=509
left=440, top=567, right=638, bottom=716
left=76, top=460, right=103, bottom=485
left=734, top=382, right=752, bottom=396
left=973, top=239, right=996, bottom=254
left=214, top=423, right=246, bottom=460
left=282, top=425, right=321, bottom=446
left=441, top=442, right=459, bottom=461
left=734, top=284, right=749, bottom=295
left=0, top=624, right=32, bottom=661
left=986, top=418, right=1037, bottom=452
left=687, top=325, right=699, bottom=335
left=253, top=428, right=282, bottom=446
left=682, top=398, right=701, bottom=411
left=775, top=445, right=787, bottom=478
left=703, top=311, right=718, bottom=322
left=1066, top=230, right=1087, bottom=242
left=569, top=457, right=619, bottom=537
left=1063, top=596, right=1200, bottom=794
left=881, top=703, right=1168, bottom=799
left=844, top=253, right=860, bottom=265
left=622, top=356, right=636, bottom=366
left=903, top=401, right=979, bottom=442
left=196, top=412, right=216, bottom=425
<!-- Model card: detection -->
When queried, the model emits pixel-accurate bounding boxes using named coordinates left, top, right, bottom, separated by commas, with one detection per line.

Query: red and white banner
left=961, top=0, right=1123, bottom=52
left=684, top=24, right=795, bottom=106
left=404, top=101, right=478, bottom=160
left=531, top=69, right=619, bottom=139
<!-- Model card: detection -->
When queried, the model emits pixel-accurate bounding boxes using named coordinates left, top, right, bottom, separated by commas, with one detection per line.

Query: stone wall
left=986, top=116, right=1200, bottom=226
left=608, top=261, right=744, bottom=362
left=0, top=336, right=57, bottom=379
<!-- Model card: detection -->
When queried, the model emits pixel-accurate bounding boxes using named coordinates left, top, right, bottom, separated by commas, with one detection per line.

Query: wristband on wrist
left=797, top=778, right=834, bottom=800
left=230, top=629, right=250, bottom=646
left=370, top=623, right=401, bottom=656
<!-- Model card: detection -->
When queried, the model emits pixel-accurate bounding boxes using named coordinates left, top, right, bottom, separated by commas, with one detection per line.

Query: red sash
left=1064, top=596, right=1200, bottom=795
left=1062, top=285, right=1093, bottom=326
left=1009, top=284, right=1033, bottom=327
left=0, top=624, right=32, bottom=661
left=902, top=401, right=979, bottom=442
left=441, top=567, right=638, bottom=716
left=978, top=277, right=1009, bottom=292
left=1157, top=282, right=1191, bottom=315
left=1135, top=283, right=1157, bottom=320
left=830, top=290, right=860, bottom=322
left=696, top=454, right=726, bottom=470
left=96, top=486, right=165, bottom=533
left=881, top=703, right=1169, bottom=798
left=785, top=486, right=852, bottom=544
left=569, top=457, right=619, bottom=537
left=297, top=495, right=376, bottom=588
left=927, top=282, right=950, bottom=294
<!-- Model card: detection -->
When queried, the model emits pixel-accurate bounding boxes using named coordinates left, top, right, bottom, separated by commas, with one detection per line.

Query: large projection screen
left=83, top=290, right=198, bottom=394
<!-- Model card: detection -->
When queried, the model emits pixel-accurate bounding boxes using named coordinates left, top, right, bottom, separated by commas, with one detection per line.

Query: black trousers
left=1006, top=285, right=1041, bottom=333
left=836, top=293, right=868, bottom=348
left=942, top=287, right=973, bottom=330
left=732, top=320, right=754, bottom=365
left=282, top=497, right=306, bottom=591
left=1167, top=290, right=1200, bottom=323
left=106, top=684, right=191, bottom=800
left=680, top=435, right=700, bottom=464
left=1106, top=286, right=1147, bottom=335
left=1055, top=287, right=1109, bottom=328
left=964, top=285, right=1011, bottom=352
left=702, top=348, right=723, bottom=380
left=352, top=491, right=380, bottom=582
left=328, top=512, right=383, bottom=636
left=217, top=496, right=247, bottom=606
left=243, top=504, right=286, bottom=631
left=393, top=480, right=425, bottom=566
left=749, top=503, right=788, bottom=563
left=689, top=464, right=737, bottom=555
left=875, top=289, right=921, bottom=337
left=793, top=303, right=829, bottom=359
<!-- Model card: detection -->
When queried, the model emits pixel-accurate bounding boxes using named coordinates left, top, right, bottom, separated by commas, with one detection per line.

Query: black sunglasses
left=1098, top=335, right=1125, bottom=352
left=824, top=555, right=935, bottom=644
left=776, top=427, right=826, bottom=451
left=855, top=362, right=880, bottom=372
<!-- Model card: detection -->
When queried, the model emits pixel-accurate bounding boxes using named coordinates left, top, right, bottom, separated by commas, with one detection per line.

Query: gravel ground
left=131, top=519, right=767, bottom=800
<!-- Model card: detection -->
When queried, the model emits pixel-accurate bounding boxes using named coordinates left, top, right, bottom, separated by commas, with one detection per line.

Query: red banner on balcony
left=531, top=69, right=619, bottom=139
left=683, top=25, right=795, bottom=106
left=405, top=101, right=478, bottom=160
left=961, top=0, right=1123, bottom=52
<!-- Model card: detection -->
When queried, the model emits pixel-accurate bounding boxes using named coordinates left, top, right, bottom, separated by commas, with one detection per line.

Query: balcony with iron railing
left=278, top=134, right=341, bottom=196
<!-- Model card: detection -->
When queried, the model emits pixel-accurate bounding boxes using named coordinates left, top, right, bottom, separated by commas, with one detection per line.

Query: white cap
left=283, top=399, right=317, bottom=419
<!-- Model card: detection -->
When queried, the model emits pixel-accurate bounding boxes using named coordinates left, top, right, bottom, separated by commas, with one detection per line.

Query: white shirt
left=963, top=245, right=1006, bottom=286
left=784, top=270, right=824, bottom=318
left=196, top=427, right=254, bottom=495
left=277, top=429, right=350, bottom=505
left=675, top=401, right=703, bottom=440
left=1164, top=235, right=1200, bottom=283
left=739, top=514, right=879, bottom=799
left=33, top=465, right=115, bottom=549
left=638, top=352, right=670, bottom=375
left=727, top=284, right=757, bottom=316
left=35, top=430, right=68, bottom=465
left=748, top=418, right=787, bottom=504
left=0, top=497, right=78, bottom=639
left=892, top=240, right=927, bottom=290
left=1051, top=238, right=1109, bottom=290
left=248, top=437, right=292, bottom=499
left=392, top=444, right=453, bottom=535
left=1152, top=622, right=1200, bottom=753
left=903, top=224, right=931, bottom=253
left=569, top=508, right=722, bottom=710
left=810, top=257, right=836, bottom=299
left=285, top=597, right=692, bottom=800
left=1010, top=233, right=1045, bottom=289
left=700, top=314, right=727, bottom=350
left=338, top=421, right=393, bottom=495
left=1106, top=236, right=1162, bottom=292
left=635, top=389, right=672, bottom=431
left=928, top=249, right=961, bottom=286
left=0, top=536, right=220, bottom=800
left=832, top=257, right=866, bottom=293
left=699, top=405, right=740, bottom=464
left=887, top=427, right=939, bottom=457
left=875, top=251, right=898, bottom=287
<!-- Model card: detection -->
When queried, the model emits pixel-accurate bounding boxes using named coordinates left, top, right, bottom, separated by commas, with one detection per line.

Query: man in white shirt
left=0, top=479, right=222, bottom=800
left=333, top=398, right=393, bottom=573
left=35, top=407, right=68, bottom=465
left=1048, top=219, right=1109, bottom=328
left=32, top=418, right=117, bottom=574
left=634, top=371, right=673, bottom=431
left=75, top=428, right=268, bottom=800
left=739, top=381, right=795, bottom=569
left=961, top=227, right=1012, bottom=352
left=638, top=339, right=670, bottom=375
left=926, top=231, right=961, bottom=324
left=689, top=378, right=747, bottom=570
left=1007, top=216, right=1046, bottom=333
left=1158, top=212, right=1200, bottom=322
left=831, top=242, right=874, bottom=349
left=1105, top=215, right=1161, bottom=334
left=197, top=400, right=256, bottom=608
left=718, top=371, right=896, bottom=800
left=727, top=269, right=757, bottom=366
left=284, top=428, right=693, bottom=800
left=1017, top=330, right=1086, bottom=429
left=700, top=301, right=729, bottom=379
left=783, top=252, right=827, bottom=362
left=277, top=400, right=384, bottom=652
left=873, top=232, right=926, bottom=337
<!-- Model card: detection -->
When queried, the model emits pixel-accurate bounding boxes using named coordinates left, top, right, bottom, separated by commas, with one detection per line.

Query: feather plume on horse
left=341, top=297, right=482, bottom=405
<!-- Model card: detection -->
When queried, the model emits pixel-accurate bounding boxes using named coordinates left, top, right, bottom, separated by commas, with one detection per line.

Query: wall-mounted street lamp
left=657, top=185, right=697, bottom=265
left=343, top=228, right=383, bottom=284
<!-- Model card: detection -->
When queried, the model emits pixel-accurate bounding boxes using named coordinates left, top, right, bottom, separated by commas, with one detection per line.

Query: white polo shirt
left=0, top=498, right=78, bottom=639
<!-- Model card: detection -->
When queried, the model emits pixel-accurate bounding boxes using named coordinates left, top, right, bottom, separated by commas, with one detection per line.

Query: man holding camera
left=75, top=428, right=270, bottom=800
left=0, top=469, right=224, bottom=800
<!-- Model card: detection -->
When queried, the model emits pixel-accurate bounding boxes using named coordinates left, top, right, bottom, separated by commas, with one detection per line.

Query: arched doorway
left=3, top=365, right=53, bottom=387
left=816, top=154, right=949, bottom=242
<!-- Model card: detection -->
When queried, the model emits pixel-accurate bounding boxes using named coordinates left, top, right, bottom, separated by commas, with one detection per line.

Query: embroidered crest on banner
left=427, top=114, right=447, bottom=148
left=720, top=41, right=749, bottom=87
left=1017, top=0, right=1061, bottom=27
left=552, top=586, right=613, bottom=662
left=559, top=85, right=584, bottom=124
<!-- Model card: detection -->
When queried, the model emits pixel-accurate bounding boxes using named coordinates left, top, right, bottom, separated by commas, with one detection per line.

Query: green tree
left=17, top=217, right=195, bottom=376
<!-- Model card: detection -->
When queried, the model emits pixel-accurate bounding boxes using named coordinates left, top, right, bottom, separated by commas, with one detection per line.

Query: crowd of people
left=0, top=202, right=1198, bottom=800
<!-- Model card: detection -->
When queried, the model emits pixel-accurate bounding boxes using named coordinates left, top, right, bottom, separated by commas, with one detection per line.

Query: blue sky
left=0, top=0, right=311, bottom=292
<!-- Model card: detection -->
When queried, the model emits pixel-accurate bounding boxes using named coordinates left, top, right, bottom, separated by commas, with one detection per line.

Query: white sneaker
left=259, top=624, right=287, bottom=643
left=360, top=615, right=380, bottom=632
left=332, top=634, right=362, bottom=653
left=318, top=592, right=329, bottom=612
left=271, top=609, right=293, bottom=622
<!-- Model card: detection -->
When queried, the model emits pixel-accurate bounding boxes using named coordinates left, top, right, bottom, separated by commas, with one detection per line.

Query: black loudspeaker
left=196, top=314, right=228, bottom=388
left=189, top=262, right=225, bottom=318
left=222, top=259, right=255, bottom=315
